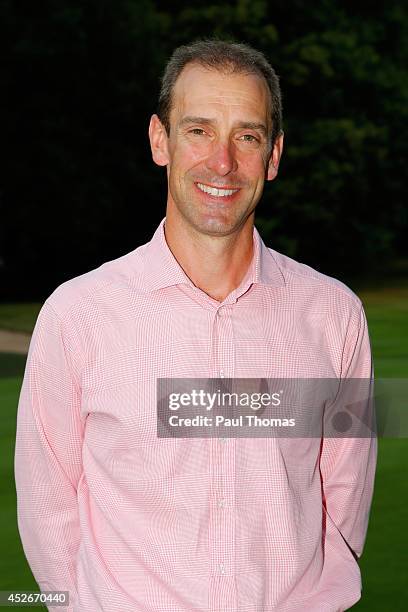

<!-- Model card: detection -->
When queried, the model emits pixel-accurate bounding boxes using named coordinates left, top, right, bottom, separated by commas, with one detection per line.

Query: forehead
left=170, top=63, right=271, bottom=125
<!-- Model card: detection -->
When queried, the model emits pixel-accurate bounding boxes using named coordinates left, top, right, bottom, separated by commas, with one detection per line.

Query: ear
left=148, top=114, right=170, bottom=166
left=266, top=131, right=284, bottom=181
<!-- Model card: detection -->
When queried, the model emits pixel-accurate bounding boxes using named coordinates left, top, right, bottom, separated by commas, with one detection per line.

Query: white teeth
left=197, top=182, right=238, bottom=197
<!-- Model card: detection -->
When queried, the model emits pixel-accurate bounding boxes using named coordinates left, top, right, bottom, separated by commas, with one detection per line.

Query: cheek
left=173, top=142, right=209, bottom=169
left=239, top=155, right=267, bottom=183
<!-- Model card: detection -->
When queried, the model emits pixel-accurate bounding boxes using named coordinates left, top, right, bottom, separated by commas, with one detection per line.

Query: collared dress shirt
left=15, top=218, right=377, bottom=612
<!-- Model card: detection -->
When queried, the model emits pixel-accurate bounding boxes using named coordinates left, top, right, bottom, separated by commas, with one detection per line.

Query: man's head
left=157, top=39, right=283, bottom=147
left=149, top=39, right=284, bottom=238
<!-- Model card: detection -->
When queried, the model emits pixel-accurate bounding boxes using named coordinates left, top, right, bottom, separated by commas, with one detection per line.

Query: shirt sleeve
left=319, top=302, right=377, bottom=560
left=14, top=300, right=85, bottom=611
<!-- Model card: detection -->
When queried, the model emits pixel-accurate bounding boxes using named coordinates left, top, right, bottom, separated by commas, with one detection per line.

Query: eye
left=239, top=134, right=259, bottom=142
left=189, top=128, right=206, bottom=135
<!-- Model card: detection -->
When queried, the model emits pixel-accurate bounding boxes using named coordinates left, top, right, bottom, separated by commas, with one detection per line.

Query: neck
left=164, top=210, right=255, bottom=303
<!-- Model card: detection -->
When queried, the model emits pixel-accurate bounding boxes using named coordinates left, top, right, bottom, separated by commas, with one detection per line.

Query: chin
left=193, top=217, right=243, bottom=237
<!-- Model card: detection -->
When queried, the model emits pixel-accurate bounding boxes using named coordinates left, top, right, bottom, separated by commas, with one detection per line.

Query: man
left=15, top=39, right=376, bottom=611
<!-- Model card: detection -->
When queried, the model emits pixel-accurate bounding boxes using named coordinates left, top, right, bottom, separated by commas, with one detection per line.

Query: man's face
left=149, top=63, right=283, bottom=237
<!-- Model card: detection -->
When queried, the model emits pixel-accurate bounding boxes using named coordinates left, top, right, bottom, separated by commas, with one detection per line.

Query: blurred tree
left=1, top=0, right=169, bottom=298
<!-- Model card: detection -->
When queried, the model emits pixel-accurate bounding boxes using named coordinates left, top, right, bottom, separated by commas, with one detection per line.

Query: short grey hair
left=157, top=38, right=283, bottom=145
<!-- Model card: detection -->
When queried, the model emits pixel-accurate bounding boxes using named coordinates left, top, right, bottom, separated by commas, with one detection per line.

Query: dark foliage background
left=1, top=0, right=407, bottom=299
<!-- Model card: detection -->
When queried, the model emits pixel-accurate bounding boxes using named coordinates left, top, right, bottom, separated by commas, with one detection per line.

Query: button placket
left=208, top=303, right=236, bottom=600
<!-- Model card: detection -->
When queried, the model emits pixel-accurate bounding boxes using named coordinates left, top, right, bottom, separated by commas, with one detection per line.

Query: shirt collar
left=143, top=217, right=285, bottom=292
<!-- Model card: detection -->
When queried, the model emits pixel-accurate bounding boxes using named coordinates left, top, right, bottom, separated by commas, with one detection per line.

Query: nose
left=205, top=140, right=238, bottom=176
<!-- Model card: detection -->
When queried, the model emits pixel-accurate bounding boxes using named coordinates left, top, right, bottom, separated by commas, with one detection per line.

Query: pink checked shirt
left=15, top=218, right=377, bottom=612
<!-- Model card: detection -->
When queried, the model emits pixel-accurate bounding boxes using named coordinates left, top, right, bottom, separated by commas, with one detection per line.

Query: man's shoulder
left=268, top=246, right=362, bottom=310
left=45, top=242, right=149, bottom=321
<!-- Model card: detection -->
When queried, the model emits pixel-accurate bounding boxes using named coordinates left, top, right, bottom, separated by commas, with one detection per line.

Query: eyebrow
left=178, top=116, right=268, bottom=136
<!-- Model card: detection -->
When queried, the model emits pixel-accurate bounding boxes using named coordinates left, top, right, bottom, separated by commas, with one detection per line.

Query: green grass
left=358, top=287, right=408, bottom=377
left=353, top=286, right=408, bottom=609
left=0, top=376, right=45, bottom=611
left=0, top=353, right=27, bottom=378
left=0, top=303, right=42, bottom=334
left=0, top=286, right=407, bottom=609
left=353, top=439, right=408, bottom=611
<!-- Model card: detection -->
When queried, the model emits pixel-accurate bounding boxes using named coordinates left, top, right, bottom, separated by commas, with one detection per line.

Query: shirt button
left=220, top=437, right=227, bottom=443
left=219, top=563, right=226, bottom=575
left=219, top=370, right=225, bottom=378
left=218, top=499, right=225, bottom=508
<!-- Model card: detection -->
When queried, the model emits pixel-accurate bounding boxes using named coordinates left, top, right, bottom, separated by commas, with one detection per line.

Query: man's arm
left=320, top=302, right=377, bottom=560
left=14, top=301, right=85, bottom=610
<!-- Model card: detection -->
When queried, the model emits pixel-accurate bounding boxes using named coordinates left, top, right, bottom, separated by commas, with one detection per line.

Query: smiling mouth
left=196, top=182, right=240, bottom=198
